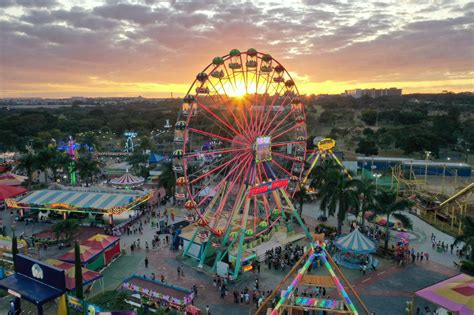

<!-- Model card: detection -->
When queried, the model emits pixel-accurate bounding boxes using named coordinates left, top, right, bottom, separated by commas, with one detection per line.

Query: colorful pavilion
left=58, top=245, right=105, bottom=271
left=415, top=273, right=474, bottom=315
left=81, top=234, right=121, bottom=265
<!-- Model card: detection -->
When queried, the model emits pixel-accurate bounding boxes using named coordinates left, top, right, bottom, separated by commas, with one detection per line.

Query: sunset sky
left=1, top=0, right=473, bottom=98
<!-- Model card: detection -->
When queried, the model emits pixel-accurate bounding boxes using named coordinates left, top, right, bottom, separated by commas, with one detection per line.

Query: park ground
left=0, top=199, right=463, bottom=315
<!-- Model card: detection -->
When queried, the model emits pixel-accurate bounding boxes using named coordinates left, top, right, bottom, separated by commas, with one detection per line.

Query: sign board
left=15, top=254, right=66, bottom=292
left=216, top=261, right=229, bottom=278
left=248, top=179, right=289, bottom=197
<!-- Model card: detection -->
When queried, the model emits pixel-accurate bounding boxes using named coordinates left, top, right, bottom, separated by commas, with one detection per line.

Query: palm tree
left=374, top=189, right=413, bottom=253
left=53, top=219, right=80, bottom=243
left=318, top=169, right=360, bottom=234
left=159, top=162, right=175, bottom=197
left=76, top=155, right=100, bottom=187
left=356, top=177, right=377, bottom=230
left=17, top=152, right=36, bottom=188
left=49, top=150, right=69, bottom=183
left=35, top=149, right=55, bottom=185
left=454, top=216, right=474, bottom=261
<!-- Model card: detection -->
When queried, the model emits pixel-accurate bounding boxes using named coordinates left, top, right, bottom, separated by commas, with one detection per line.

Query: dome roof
left=335, top=229, right=376, bottom=254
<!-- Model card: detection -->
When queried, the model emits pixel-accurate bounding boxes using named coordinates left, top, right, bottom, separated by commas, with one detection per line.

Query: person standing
left=144, top=257, right=149, bottom=268
left=177, top=266, right=181, bottom=279
left=206, top=305, right=210, bottom=315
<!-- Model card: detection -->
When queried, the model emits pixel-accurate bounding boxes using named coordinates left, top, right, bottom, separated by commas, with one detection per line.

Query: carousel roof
left=335, top=229, right=377, bottom=254
left=109, top=171, right=144, bottom=186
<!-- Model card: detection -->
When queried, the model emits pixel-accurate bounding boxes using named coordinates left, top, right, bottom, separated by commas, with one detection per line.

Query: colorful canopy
left=17, top=189, right=141, bottom=209
left=0, top=184, right=27, bottom=201
left=335, top=229, right=377, bottom=254
left=46, top=259, right=102, bottom=291
left=81, top=234, right=119, bottom=250
left=109, top=171, right=144, bottom=187
left=58, top=245, right=102, bottom=263
left=0, top=173, right=27, bottom=186
left=416, top=273, right=474, bottom=315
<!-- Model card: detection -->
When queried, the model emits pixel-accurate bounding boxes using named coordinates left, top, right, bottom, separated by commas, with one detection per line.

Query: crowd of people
left=264, top=244, right=305, bottom=271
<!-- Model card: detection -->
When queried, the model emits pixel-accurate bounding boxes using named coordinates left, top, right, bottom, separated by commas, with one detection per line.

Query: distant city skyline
left=1, top=0, right=473, bottom=97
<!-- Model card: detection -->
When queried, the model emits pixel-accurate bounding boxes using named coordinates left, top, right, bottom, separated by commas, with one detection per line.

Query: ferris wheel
left=173, top=49, right=310, bottom=277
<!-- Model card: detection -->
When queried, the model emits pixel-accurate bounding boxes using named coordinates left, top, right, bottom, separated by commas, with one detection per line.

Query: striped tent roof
left=46, top=259, right=102, bottom=290
left=109, top=172, right=144, bottom=186
left=17, top=189, right=142, bottom=209
left=335, top=229, right=376, bottom=254
left=0, top=173, right=27, bottom=186
left=81, top=234, right=119, bottom=250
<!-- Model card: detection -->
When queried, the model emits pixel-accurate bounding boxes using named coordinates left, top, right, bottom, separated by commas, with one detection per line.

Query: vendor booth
left=58, top=245, right=105, bottom=271
left=0, top=254, right=66, bottom=315
left=81, top=234, right=121, bottom=265
left=122, top=275, right=194, bottom=312
left=334, top=229, right=378, bottom=269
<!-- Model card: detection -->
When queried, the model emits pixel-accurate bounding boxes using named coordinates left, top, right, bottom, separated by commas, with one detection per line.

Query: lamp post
left=373, top=173, right=382, bottom=193
left=424, top=151, right=431, bottom=184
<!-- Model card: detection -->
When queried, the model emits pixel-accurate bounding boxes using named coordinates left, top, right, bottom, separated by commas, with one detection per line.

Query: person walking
left=144, top=257, right=149, bottom=268
left=206, top=305, right=210, bottom=315
left=177, top=266, right=181, bottom=279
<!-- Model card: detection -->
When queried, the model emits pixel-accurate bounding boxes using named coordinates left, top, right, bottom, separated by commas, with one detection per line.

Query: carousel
left=334, top=229, right=379, bottom=269
left=109, top=170, right=144, bottom=188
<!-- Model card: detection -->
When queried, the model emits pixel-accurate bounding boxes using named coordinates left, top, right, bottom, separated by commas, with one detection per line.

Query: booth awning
left=81, top=234, right=119, bottom=250
left=46, top=259, right=102, bottom=291
left=0, top=274, right=63, bottom=305
left=0, top=185, right=27, bottom=201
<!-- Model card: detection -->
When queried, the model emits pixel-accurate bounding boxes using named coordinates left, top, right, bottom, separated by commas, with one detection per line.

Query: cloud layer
left=1, top=0, right=473, bottom=97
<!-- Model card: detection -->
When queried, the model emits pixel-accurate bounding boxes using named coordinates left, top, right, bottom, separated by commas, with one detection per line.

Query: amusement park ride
left=124, top=131, right=137, bottom=152
left=172, top=49, right=367, bottom=313
left=57, top=136, right=80, bottom=186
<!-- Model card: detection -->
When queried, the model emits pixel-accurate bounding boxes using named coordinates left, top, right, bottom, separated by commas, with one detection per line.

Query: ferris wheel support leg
left=232, top=196, right=251, bottom=279
left=198, top=234, right=213, bottom=268
left=232, top=229, right=247, bottom=280
left=280, top=189, right=312, bottom=240
left=183, top=226, right=200, bottom=257
left=272, top=191, right=292, bottom=232
left=212, top=229, right=237, bottom=271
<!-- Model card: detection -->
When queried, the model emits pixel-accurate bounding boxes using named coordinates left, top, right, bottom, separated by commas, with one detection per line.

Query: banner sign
left=248, top=179, right=289, bottom=197
left=15, top=254, right=66, bottom=292
left=67, top=294, right=84, bottom=312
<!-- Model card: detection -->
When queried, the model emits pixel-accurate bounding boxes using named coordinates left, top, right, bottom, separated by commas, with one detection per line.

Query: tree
left=454, top=216, right=474, bottom=261
left=35, top=149, right=55, bottom=185
left=76, top=155, right=100, bottom=187
left=53, top=219, right=80, bottom=243
left=318, top=169, right=360, bottom=234
left=74, top=241, right=84, bottom=299
left=374, top=189, right=412, bottom=253
left=158, top=162, right=175, bottom=196
left=17, top=152, right=36, bottom=188
left=356, top=138, right=379, bottom=156
left=356, top=177, right=377, bottom=230
left=361, top=111, right=377, bottom=126
left=12, top=235, right=18, bottom=270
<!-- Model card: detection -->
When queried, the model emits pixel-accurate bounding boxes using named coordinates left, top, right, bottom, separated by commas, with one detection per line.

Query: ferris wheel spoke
left=259, top=88, right=290, bottom=136
left=266, top=110, right=295, bottom=137
left=188, top=150, right=250, bottom=185
left=255, top=72, right=276, bottom=134
left=194, top=152, right=252, bottom=208
left=270, top=158, right=295, bottom=177
left=272, top=151, right=304, bottom=163
left=261, top=92, right=292, bottom=134
left=210, top=157, right=251, bottom=230
left=189, top=127, right=249, bottom=147
left=272, top=122, right=304, bottom=141
left=195, top=100, right=241, bottom=137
